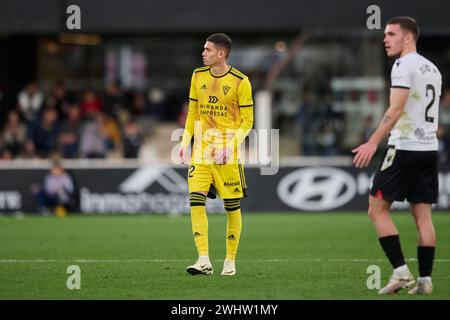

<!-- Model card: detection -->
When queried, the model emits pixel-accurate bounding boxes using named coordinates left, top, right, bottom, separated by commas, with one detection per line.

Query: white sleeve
left=390, top=61, right=412, bottom=89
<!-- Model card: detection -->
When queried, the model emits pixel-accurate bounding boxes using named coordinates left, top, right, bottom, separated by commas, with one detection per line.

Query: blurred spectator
left=123, top=119, right=142, bottom=158
left=298, top=92, right=320, bottom=155
left=439, top=88, right=450, bottom=131
left=127, top=89, right=162, bottom=140
left=52, top=80, right=76, bottom=116
left=0, top=110, right=27, bottom=157
left=17, top=81, right=44, bottom=123
left=318, top=124, right=337, bottom=156
left=79, top=113, right=107, bottom=158
left=130, top=92, right=149, bottom=116
left=99, top=112, right=122, bottom=157
left=103, top=81, right=125, bottom=119
left=321, top=93, right=345, bottom=135
left=31, top=161, right=75, bottom=216
left=20, top=140, right=38, bottom=159
left=147, top=87, right=167, bottom=120
left=0, top=148, right=13, bottom=160
left=43, top=94, right=60, bottom=117
left=360, top=115, right=374, bottom=144
left=80, top=89, right=103, bottom=118
left=58, top=104, right=82, bottom=158
left=437, top=88, right=450, bottom=163
left=27, top=108, right=60, bottom=157
left=437, top=126, right=449, bottom=163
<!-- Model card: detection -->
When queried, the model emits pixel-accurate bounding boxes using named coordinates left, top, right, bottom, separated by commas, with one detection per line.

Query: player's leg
left=213, top=163, right=247, bottom=275
left=186, top=164, right=213, bottom=275
left=408, top=203, right=435, bottom=294
left=369, top=196, right=414, bottom=294
left=411, top=203, right=436, bottom=247
left=406, top=150, right=438, bottom=294
left=222, top=197, right=242, bottom=275
left=368, top=195, right=398, bottom=237
left=369, top=147, right=415, bottom=294
left=368, top=195, right=413, bottom=287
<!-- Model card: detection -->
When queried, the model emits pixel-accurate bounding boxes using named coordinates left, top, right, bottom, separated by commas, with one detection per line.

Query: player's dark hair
left=206, top=33, right=232, bottom=58
left=387, top=16, right=420, bottom=41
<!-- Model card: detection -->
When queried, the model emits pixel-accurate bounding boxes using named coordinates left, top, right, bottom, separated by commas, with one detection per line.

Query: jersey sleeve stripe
left=189, top=97, right=198, bottom=101
left=194, top=69, right=209, bottom=73
left=194, top=67, right=209, bottom=73
left=391, top=85, right=410, bottom=89
left=230, top=67, right=245, bottom=77
left=229, top=71, right=244, bottom=80
left=239, top=104, right=253, bottom=108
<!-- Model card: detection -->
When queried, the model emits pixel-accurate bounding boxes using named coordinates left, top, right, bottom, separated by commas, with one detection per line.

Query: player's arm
left=230, top=77, right=254, bottom=147
left=178, top=73, right=198, bottom=164
left=352, top=88, right=409, bottom=168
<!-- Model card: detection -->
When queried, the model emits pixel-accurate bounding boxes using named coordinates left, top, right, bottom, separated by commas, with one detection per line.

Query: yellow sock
left=190, top=193, right=208, bottom=256
left=224, top=199, right=242, bottom=261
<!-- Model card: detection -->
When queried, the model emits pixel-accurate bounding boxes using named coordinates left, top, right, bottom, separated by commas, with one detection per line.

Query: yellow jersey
left=181, top=66, right=254, bottom=164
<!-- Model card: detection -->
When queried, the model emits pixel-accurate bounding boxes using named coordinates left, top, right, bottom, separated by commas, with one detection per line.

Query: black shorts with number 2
left=370, top=146, right=438, bottom=204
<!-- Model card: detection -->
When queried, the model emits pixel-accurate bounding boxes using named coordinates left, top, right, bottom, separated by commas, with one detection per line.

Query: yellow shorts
left=187, top=163, right=247, bottom=199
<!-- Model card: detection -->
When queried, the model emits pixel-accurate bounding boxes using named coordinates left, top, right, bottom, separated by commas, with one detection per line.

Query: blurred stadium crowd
left=0, top=80, right=172, bottom=160
left=1, top=1, right=450, bottom=163
left=2, top=78, right=450, bottom=162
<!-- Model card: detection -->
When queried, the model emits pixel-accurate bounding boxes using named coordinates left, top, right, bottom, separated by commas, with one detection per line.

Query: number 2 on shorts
left=188, top=165, right=196, bottom=178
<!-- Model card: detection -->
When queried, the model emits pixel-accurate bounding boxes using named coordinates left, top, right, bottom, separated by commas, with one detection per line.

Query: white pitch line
left=1, top=258, right=450, bottom=263
left=0, top=259, right=190, bottom=263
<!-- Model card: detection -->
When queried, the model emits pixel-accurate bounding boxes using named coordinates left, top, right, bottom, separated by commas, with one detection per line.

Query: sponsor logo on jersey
left=224, top=181, right=240, bottom=187
left=208, top=96, right=218, bottom=103
left=414, top=128, right=426, bottom=140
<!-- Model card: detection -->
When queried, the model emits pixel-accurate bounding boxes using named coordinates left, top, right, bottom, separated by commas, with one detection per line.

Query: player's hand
left=352, top=141, right=377, bottom=168
left=214, top=147, right=233, bottom=165
left=178, top=147, right=188, bottom=164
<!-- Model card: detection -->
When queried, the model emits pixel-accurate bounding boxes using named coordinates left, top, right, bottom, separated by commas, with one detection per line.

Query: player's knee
left=414, top=214, right=432, bottom=230
left=367, top=205, right=384, bottom=221
left=367, top=205, right=377, bottom=220
left=189, top=192, right=206, bottom=207
left=224, top=198, right=240, bottom=212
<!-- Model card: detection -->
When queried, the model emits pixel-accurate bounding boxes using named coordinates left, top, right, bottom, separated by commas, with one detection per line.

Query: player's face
left=202, top=41, right=223, bottom=66
left=383, top=24, right=406, bottom=57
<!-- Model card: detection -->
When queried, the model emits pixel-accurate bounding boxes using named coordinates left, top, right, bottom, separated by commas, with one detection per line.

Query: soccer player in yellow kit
left=178, top=33, right=254, bottom=276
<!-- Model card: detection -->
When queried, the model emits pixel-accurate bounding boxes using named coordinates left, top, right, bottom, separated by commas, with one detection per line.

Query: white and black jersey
left=370, top=52, right=441, bottom=204
left=389, top=52, right=442, bottom=151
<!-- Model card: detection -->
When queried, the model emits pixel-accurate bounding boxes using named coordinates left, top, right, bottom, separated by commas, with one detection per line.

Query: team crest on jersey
left=381, top=148, right=396, bottom=171
left=223, top=85, right=231, bottom=95
left=201, top=84, right=207, bottom=90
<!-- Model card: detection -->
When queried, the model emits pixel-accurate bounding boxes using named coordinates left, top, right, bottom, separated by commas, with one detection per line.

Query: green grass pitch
left=0, top=212, right=449, bottom=299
